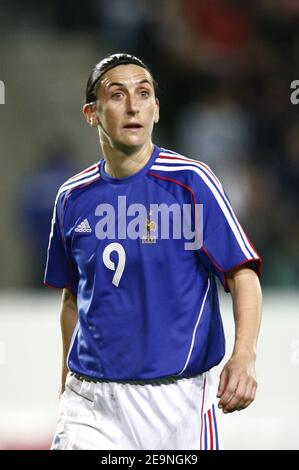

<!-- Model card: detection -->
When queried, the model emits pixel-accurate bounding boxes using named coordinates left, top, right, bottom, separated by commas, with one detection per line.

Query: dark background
left=0, top=0, right=298, bottom=289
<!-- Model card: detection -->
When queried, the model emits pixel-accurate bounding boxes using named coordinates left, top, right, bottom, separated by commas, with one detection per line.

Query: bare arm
left=59, top=288, right=78, bottom=395
left=217, top=265, right=262, bottom=413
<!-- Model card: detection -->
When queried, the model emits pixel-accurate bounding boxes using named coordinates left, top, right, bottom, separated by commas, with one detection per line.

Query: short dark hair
left=85, top=53, right=158, bottom=104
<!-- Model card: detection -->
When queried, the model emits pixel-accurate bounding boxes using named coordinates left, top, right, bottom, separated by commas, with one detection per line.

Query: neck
left=101, top=141, right=154, bottom=178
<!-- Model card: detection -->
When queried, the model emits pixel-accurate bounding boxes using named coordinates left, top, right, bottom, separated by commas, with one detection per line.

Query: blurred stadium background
left=0, top=0, right=298, bottom=449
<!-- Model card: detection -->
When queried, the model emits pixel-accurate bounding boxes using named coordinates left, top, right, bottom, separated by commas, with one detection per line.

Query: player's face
left=92, top=64, right=159, bottom=152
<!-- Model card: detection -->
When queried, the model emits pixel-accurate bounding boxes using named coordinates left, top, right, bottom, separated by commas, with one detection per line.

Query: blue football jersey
left=44, top=145, right=261, bottom=381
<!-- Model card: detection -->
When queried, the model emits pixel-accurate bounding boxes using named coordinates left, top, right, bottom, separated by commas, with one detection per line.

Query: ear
left=154, top=98, right=160, bottom=124
left=82, top=103, right=100, bottom=128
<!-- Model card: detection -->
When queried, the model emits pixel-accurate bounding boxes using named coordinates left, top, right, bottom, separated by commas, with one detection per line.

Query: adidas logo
left=75, top=218, right=92, bottom=233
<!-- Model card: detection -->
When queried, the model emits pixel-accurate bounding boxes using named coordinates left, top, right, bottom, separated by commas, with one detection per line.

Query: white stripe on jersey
left=156, top=154, right=257, bottom=259
left=57, top=172, right=100, bottom=199
left=68, top=162, right=98, bottom=180
left=150, top=164, right=257, bottom=260
left=178, top=277, right=210, bottom=376
left=61, top=165, right=99, bottom=188
left=47, top=170, right=100, bottom=247
left=66, top=321, right=80, bottom=368
left=158, top=152, right=222, bottom=187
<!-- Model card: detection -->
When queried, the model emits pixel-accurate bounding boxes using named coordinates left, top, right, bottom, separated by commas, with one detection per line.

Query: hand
left=217, top=354, right=257, bottom=413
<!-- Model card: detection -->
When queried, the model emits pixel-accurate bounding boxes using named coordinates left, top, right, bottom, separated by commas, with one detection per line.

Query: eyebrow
left=107, top=79, right=152, bottom=89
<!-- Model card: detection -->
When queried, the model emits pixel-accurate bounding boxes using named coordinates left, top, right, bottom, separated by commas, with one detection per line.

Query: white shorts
left=51, top=370, right=222, bottom=450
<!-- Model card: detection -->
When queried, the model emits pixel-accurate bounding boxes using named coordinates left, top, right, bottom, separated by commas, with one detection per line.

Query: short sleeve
left=44, top=193, right=78, bottom=296
left=196, top=169, right=261, bottom=292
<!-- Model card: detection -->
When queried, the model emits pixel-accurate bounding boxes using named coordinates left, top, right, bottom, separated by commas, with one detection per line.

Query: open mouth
left=123, top=123, right=143, bottom=130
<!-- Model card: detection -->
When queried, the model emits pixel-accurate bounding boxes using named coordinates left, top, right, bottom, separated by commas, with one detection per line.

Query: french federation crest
left=142, top=210, right=157, bottom=244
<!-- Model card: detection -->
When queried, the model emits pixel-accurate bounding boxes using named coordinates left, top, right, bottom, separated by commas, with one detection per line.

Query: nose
left=126, top=93, right=139, bottom=115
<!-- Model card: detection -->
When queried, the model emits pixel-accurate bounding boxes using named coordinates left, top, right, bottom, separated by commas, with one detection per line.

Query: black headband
left=86, top=54, right=150, bottom=104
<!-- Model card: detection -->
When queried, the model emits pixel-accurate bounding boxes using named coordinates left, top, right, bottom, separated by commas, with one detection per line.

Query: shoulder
left=150, top=147, right=223, bottom=192
left=55, top=161, right=101, bottom=206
